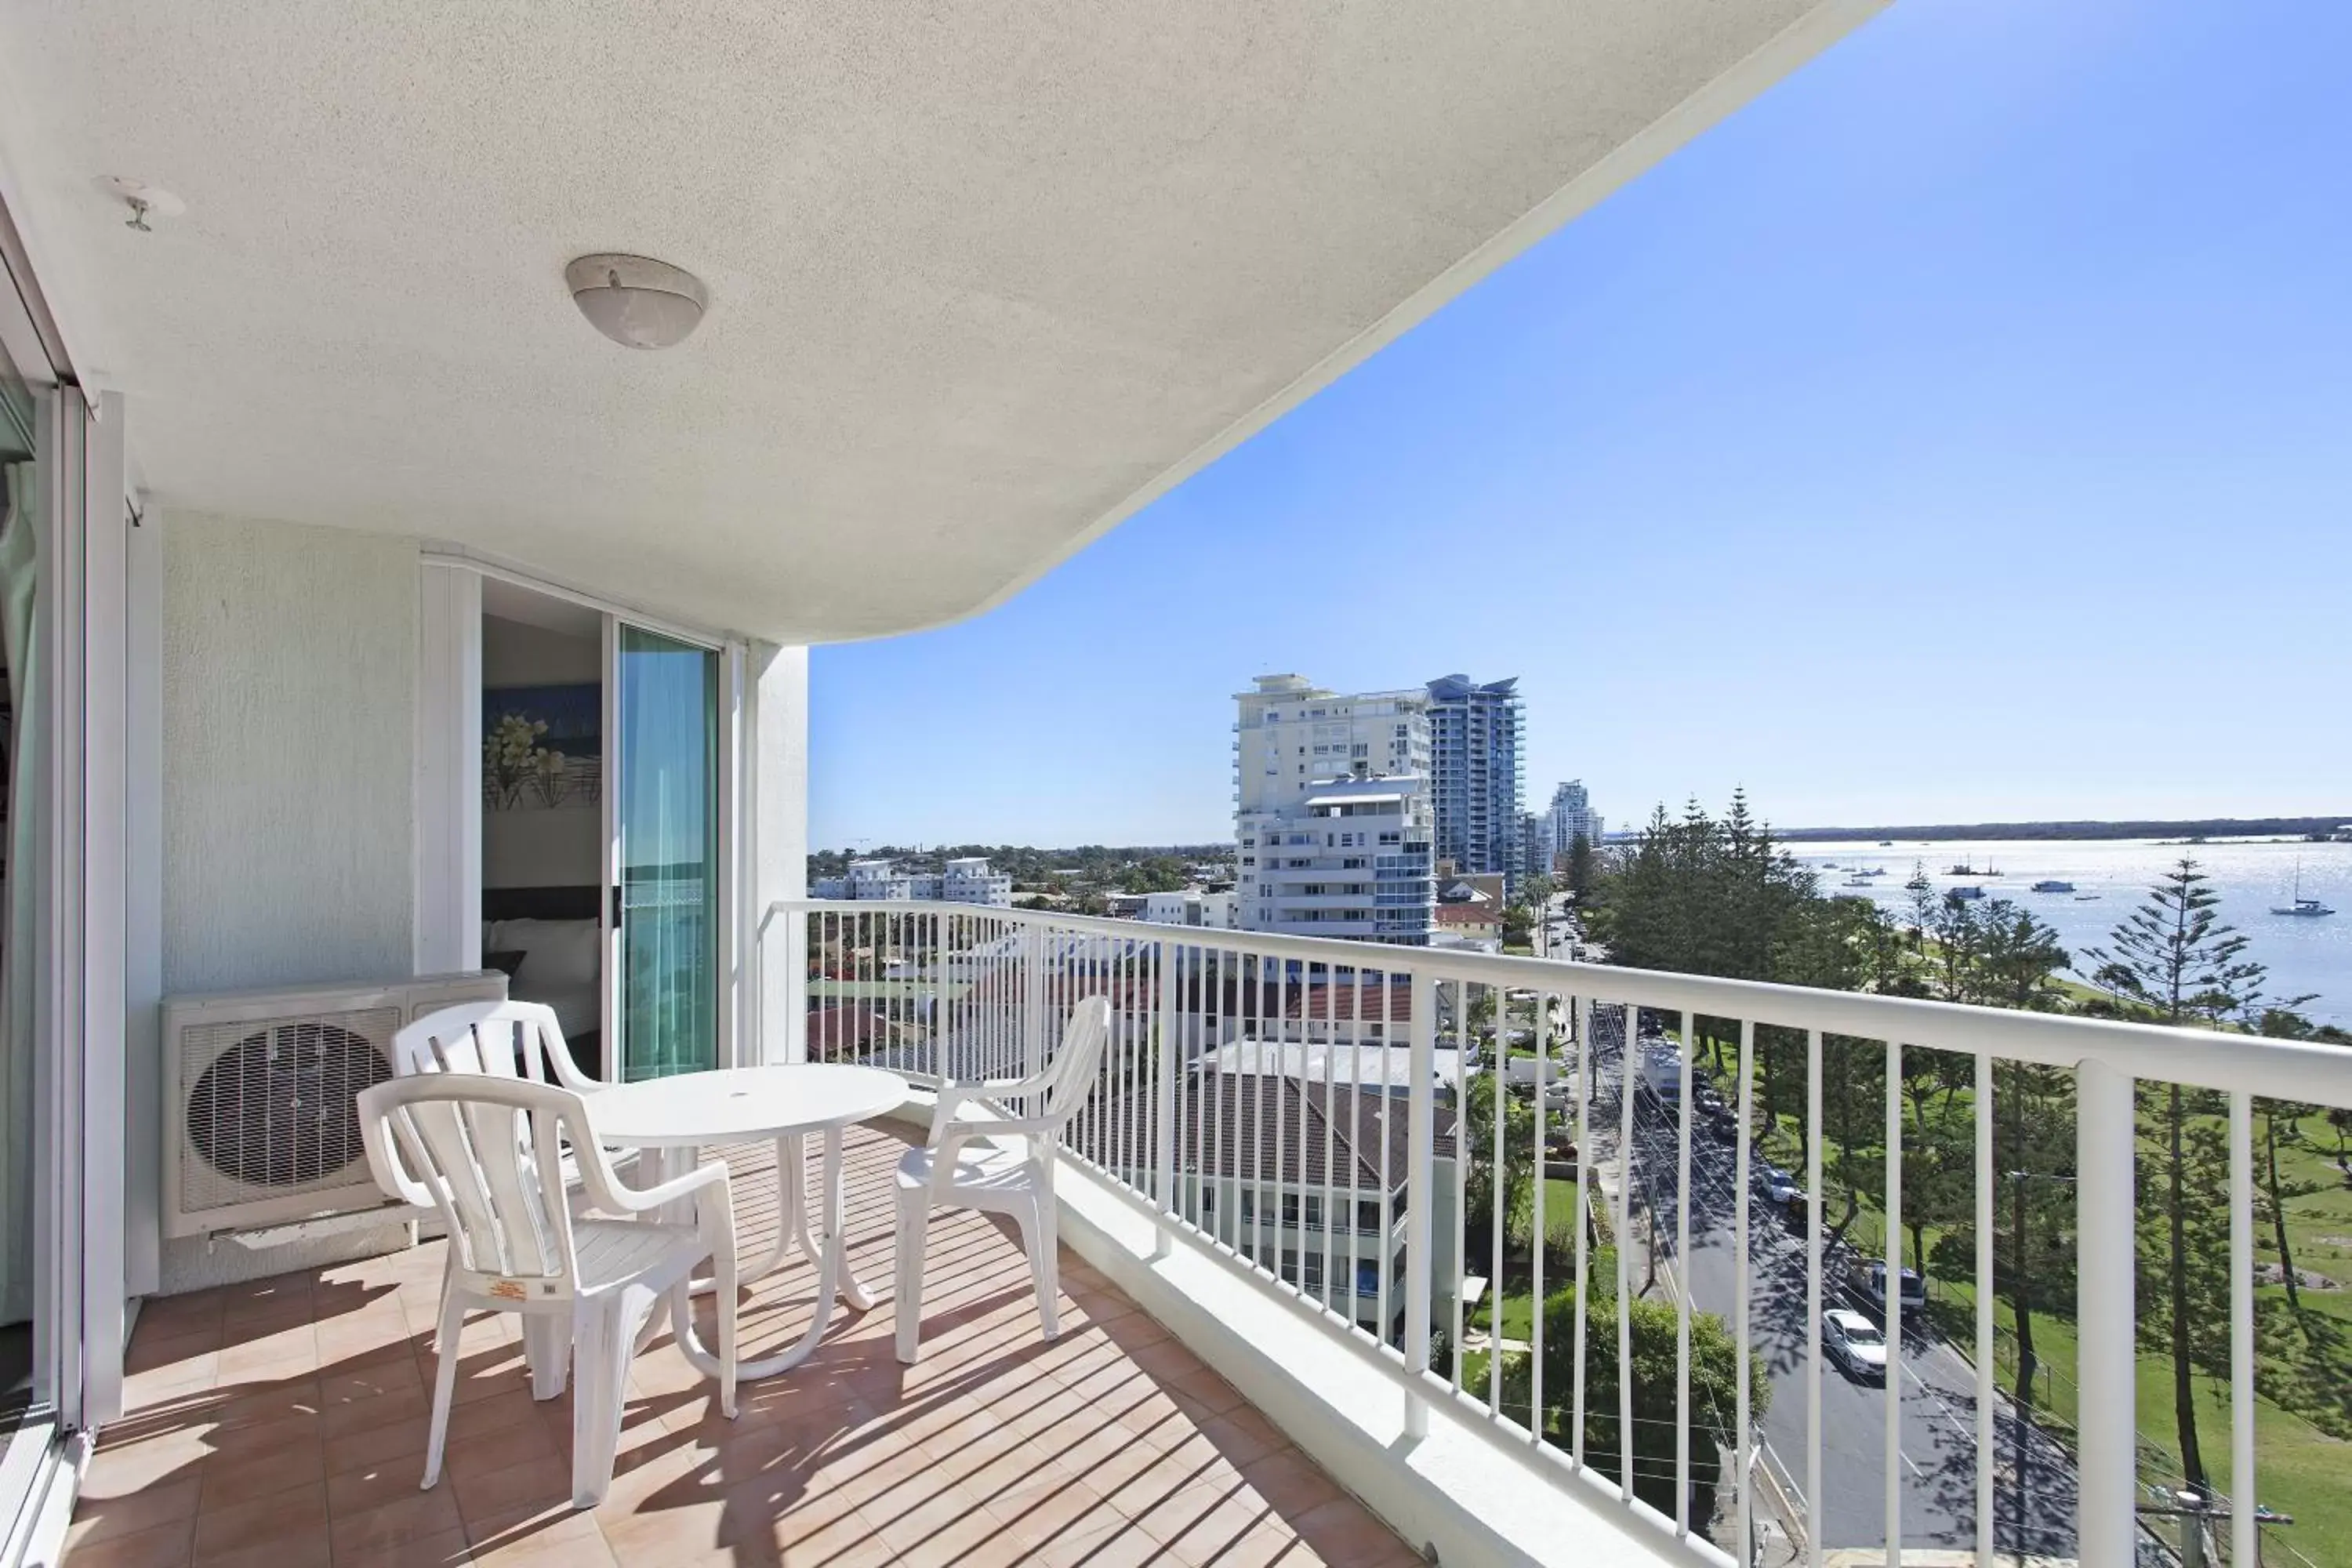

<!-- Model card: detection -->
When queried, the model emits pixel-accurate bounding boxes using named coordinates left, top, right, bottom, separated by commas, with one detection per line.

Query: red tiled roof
left=1281, top=982, right=1412, bottom=1023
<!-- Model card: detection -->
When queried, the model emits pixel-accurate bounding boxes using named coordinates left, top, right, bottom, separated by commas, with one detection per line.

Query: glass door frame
left=417, top=561, right=749, bottom=1080
left=600, top=615, right=742, bottom=1079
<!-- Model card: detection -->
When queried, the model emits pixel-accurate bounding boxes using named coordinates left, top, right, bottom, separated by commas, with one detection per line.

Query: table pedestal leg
left=670, top=1126, right=864, bottom=1381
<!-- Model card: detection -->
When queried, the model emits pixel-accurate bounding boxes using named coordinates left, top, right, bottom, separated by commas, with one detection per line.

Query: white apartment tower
left=1233, top=675, right=1436, bottom=945
left=1547, top=781, right=1604, bottom=866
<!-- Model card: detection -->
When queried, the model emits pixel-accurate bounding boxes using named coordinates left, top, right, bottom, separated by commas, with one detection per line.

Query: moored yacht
left=2272, top=862, right=2335, bottom=917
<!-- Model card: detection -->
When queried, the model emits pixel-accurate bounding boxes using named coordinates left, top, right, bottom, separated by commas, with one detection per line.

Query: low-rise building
left=1432, top=901, right=1503, bottom=947
left=811, top=855, right=1013, bottom=906
left=1138, top=889, right=1238, bottom=929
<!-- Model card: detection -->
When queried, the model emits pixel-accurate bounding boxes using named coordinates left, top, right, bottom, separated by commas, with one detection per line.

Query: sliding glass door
left=612, top=625, right=719, bottom=1080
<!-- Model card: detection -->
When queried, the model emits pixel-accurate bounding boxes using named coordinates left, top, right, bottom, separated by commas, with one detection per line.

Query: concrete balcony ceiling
left=0, top=2, right=1877, bottom=642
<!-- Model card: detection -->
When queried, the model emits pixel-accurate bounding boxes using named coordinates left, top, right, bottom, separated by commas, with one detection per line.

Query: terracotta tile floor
left=65, top=1123, right=1419, bottom=1566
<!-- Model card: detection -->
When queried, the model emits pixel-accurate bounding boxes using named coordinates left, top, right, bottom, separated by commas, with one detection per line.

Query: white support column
left=749, top=643, right=808, bottom=1065
left=2076, top=1057, right=2137, bottom=1568
left=78, top=390, right=129, bottom=1427
left=122, top=473, right=162, bottom=1300
left=413, top=562, right=481, bottom=975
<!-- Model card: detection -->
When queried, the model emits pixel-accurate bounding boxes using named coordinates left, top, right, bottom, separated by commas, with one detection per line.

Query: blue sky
left=811, top=0, right=2352, bottom=851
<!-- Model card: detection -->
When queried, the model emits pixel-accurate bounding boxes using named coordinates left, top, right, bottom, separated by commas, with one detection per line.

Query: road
left=1581, top=1015, right=2085, bottom=1561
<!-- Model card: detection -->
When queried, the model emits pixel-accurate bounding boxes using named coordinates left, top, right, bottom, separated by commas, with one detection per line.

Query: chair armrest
left=532, top=1015, right=606, bottom=1094
left=358, top=1108, right=437, bottom=1210
left=579, top=1151, right=731, bottom=1217
left=932, top=1116, right=1054, bottom=1166
left=931, top=1076, right=1051, bottom=1145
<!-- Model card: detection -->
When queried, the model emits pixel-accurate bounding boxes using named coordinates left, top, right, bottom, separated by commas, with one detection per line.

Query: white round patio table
left=589, top=1063, right=908, bottom=1381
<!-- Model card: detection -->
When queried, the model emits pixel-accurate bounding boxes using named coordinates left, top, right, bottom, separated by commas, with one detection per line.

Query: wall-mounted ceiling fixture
left=103, top=176, right=184, bottom=231
left=564, top=253, right=707, bottom=350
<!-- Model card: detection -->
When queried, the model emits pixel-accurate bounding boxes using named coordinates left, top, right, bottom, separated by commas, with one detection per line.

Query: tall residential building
left=1546, top=781, right=1604, bottom=865
left=1517, top=811, right=1552, bottom=882
left=1424, top=675, right=1526, bottom=888
left=1233, top=675, right=1436, bottom=946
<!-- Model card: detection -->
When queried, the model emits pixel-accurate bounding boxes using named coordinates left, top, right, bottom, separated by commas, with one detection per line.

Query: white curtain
left=0, top=464, right=37, bottom=1325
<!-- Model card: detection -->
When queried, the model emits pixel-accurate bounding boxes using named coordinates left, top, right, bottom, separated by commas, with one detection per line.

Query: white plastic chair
left=894, top=996, right=1111, bottom=1363
left=393, top=1000, right=617, bottom=1359
left=356, top=1074, right=739, bottom=1508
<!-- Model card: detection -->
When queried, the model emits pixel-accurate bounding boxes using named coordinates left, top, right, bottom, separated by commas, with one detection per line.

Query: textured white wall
left=158, top=511, right=422, bottom=1291
left=162, top=512, right=419, bottom=995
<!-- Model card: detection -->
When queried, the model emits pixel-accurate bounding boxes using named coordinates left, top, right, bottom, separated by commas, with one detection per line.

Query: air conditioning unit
left=162, top=971, right=508, bottom=1238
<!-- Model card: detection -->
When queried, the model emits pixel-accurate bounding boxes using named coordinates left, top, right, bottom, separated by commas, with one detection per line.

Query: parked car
left=1752, top=1164, right=1801, bottom=1205
left=1823, top=1308, right=1888, bottom=1381
left=1856, top=1262, right=1928, bottom=1316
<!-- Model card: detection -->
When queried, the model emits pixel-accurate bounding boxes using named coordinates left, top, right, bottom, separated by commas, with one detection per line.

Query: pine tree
left=2082, top=858, right=2275, bottom=1493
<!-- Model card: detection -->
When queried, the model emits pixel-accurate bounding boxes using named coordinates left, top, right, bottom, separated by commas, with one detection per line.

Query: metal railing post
left=1155, top=936, right=1178, bottom=1260
left=1022, top=923, right=1046, bottom=1080
left=2076, top=1057, right=2137, bottom=1568
left=1403, top=970, right=1436, bottom=1439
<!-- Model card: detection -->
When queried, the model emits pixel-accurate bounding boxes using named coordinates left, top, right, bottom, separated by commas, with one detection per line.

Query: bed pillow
left=484, top=917, right=601, bottom=988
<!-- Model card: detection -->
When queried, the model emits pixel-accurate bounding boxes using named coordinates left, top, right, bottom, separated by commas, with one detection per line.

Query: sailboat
left=2271, top=861, right=2335, bottom=917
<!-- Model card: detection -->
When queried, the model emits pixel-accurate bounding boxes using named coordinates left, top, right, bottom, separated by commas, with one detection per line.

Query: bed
left=483, top=886, right=604, bottom=1077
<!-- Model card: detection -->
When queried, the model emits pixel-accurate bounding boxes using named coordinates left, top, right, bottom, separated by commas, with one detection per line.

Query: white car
left=1823, top=1308, right=1888, bottom=1381
left=1753, top=1165, right=1802, bottom=1206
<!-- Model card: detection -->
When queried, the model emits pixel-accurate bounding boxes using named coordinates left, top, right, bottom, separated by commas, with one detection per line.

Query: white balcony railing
left=776, top=898, right=2352, bottom=1568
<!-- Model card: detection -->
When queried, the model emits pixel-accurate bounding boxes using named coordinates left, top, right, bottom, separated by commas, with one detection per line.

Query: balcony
left=68, top=1127, right=1420, bottom=1568
left=797, top=899, right=2352, bottom=1568
left=57, top=904, right=2352, bottom=1568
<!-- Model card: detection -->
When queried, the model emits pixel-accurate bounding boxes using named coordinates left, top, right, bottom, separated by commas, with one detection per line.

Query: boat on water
left=2271, top=862, right=2335, bottom=917
left=2276, top=898, right=2334, bottom=917
left=1842, top=875, right=1875, bottom=888
left=1877, top=840, right=1893, bottom=847
left=2031, top=880, right=2075, bottom=894
left=1949, top=885, right=1986, bottom=901
left=1947, top=862, right=2000, bottom=877
left=2074, top=893, right=2101, bottom=901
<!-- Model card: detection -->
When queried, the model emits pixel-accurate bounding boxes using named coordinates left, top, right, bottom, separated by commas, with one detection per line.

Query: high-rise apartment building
left=1233, top=675, right=1435, bottom=946
left=1518, top=811, right=1552, bottom=882
left=1425, top=674, right=1526, bottom=887
left=1546, top=781, right=1604, bottom=866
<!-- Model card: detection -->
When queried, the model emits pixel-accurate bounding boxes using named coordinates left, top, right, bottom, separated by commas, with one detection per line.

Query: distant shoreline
left=1776, top=815, right=2350, bottom=844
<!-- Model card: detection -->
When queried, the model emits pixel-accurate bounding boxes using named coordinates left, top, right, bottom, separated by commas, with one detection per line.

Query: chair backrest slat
left=1041, top=998, right=1112, bottom=1127
left=366, top=1076, right=581, bottom=1284
left=393, top=1000, right=593, bottom=1090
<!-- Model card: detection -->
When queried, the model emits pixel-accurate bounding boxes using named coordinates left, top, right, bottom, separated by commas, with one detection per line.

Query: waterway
left=1784, top=837, right=2352, bottom=1028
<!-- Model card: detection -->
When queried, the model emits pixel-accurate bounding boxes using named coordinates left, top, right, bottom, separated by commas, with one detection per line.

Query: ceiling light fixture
left=564, top=253, right=708, bottom=350
left=103, top=176, right=184, bottom=231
